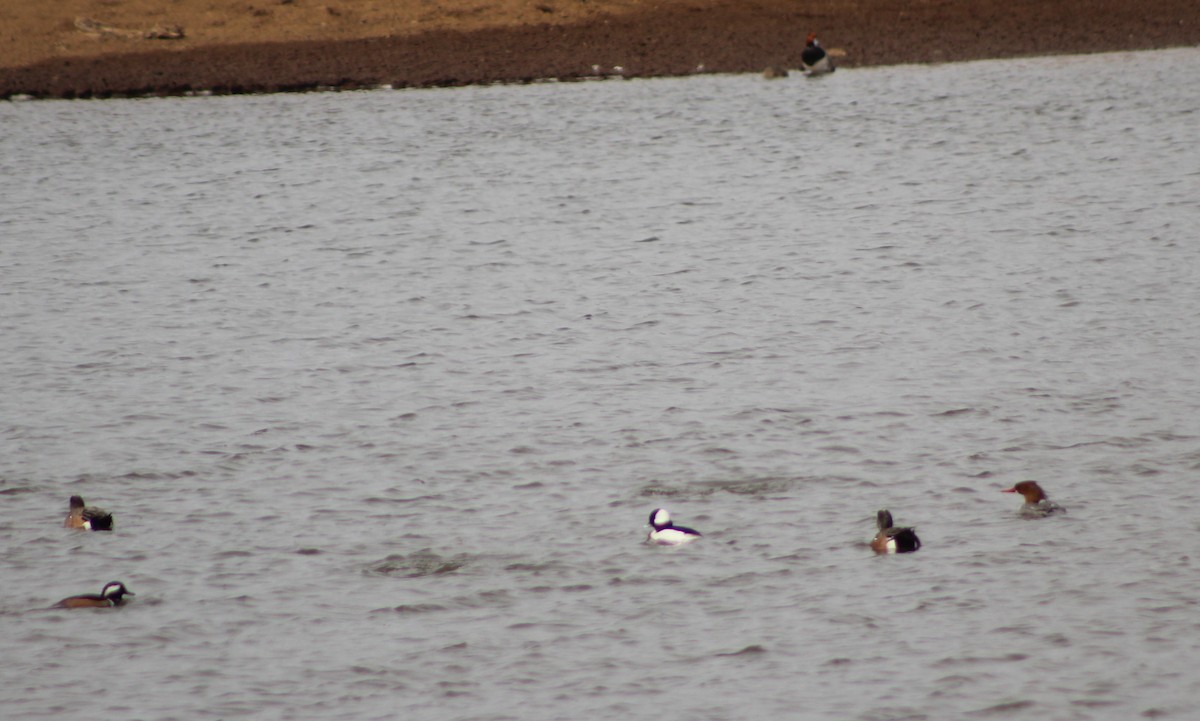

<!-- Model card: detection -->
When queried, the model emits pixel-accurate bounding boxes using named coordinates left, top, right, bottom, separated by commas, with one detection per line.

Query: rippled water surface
left=3, top=48, right=1200, bottom=720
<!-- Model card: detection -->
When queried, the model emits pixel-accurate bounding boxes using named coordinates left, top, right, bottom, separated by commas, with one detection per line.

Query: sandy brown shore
left=2, top=0, right=1198, bottom=99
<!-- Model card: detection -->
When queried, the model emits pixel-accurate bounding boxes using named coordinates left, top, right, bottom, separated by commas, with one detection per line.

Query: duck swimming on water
left=1002, top=481, right=1065, bottom=517
left=54, top=582, right=135, bottom=609
left=64, top=495, right=114, bottom=531
left=647, top=508, right=702, bottom=545
left=870, top=509, right=921, bottom=554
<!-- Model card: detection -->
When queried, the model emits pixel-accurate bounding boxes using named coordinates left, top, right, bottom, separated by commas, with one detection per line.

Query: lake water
left=2, top=47, right=1199, bottom=721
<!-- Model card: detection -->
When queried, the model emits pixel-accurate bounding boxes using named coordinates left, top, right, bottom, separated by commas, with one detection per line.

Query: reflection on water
left=2, top=48, right=1200, bottom=721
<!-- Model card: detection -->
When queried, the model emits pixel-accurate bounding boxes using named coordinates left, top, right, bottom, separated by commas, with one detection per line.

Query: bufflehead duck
left=800, top=33, right=835, bottom=76
left=54, top=582, right=135, bottom=609
left=64, top=495, right=114, bottom=530
left=1002, top=481, right=1065, bottom=517
left=647, top=508, right=701, bottom=545
left=870, top=509, right=921, bottom=554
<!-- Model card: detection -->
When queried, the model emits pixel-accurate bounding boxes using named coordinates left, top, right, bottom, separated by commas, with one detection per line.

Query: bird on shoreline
left=647, top=508, right=702, bottom=545
left=64, top=495, right=114, bottom=530
left=1002, top=481, right=1065, bottom=517
left=870, top=509, right=921, bottom=553
left=54, top=582, right=135, bottom=609
left=801, top=32, right=835, bottom=76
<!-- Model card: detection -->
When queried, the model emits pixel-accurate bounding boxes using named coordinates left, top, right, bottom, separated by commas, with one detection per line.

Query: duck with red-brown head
left=1002, top=481, right=1065, bottom=517
left=800, top=32, right=835, bottom=76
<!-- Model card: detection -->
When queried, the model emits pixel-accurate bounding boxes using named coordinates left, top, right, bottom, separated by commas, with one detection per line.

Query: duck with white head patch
left=647, top=508, right=701, bottom=545
left=54, top=581, right=135, bottom=609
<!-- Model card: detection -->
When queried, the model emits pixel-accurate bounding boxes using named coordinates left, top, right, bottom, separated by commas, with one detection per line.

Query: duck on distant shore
left=870, top=509, right=921, bottom=553
left=54, top=582, right=135, bottom=609
left=64, top=495, right=114, bottom=530
left=800, top=32, right=835, bottom=76
left=1002, top=481, right=1065, bottom=517
left=647, top=508, right=702, bottom=545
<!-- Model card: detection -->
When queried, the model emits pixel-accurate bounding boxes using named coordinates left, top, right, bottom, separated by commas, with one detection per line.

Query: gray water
left=2, top=48, right=1200, bottom=721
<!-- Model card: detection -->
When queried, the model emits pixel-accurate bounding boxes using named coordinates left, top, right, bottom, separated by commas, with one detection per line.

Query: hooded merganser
left=870, top=509, right=921, bottom=554
left=54, top=581, right=135, bottom=609
left=800, top=33, right=835, bottom=76
left=647, top=508, right=702, bottom=545
left=64, top=495, right=114, bottom=531
left=1002, top=481, right=1065, bottom=517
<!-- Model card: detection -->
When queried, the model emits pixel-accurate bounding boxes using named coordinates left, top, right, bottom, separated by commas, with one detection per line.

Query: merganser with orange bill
left=870, top=509, right=921, bottom=554
left=800, top=33, right=835, bottom=76
left=1002, top=480, right=1065, bottom=517
left=647, top=508, right=701, bottom=545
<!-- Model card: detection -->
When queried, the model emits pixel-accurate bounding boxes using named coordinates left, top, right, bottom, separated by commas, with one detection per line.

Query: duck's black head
left=101, top=582, right=134, bottom=603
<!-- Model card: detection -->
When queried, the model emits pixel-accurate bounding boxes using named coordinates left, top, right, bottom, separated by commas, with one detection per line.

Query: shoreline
left=3, top=0, right=1198, bottom=100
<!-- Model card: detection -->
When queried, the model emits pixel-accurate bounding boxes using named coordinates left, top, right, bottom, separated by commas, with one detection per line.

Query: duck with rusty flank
left=870, top=509, right=921, bottom=554
left=54, top=581, right=135, bottom=609
left=64, top=495, right=114, bottom=530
